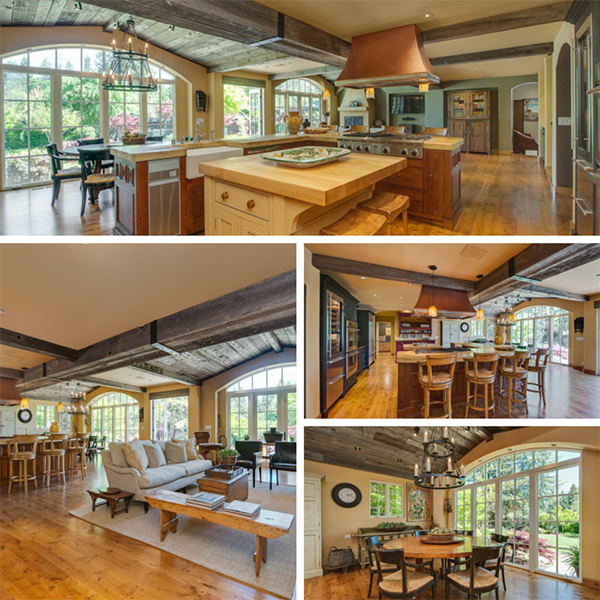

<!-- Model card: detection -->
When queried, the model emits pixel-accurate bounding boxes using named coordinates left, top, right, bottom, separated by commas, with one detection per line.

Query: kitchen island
left=396, top=344, right=515, bottom=418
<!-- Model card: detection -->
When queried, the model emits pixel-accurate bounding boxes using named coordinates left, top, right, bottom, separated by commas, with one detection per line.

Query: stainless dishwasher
left=148, top=158, right=180, bottom=235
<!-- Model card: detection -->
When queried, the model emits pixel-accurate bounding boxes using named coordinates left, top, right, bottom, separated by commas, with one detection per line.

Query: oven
left=346, top=350, right=359, bottom=379
left=346, top=320, right=359, bottom=353
left=574, top=159, right=595, bottom=235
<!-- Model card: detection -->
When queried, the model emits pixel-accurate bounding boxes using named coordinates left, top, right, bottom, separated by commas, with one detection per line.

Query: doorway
left=555, top=43, right=573, bottom=189
left=377, top=321, right=392, bottom=355
left=512, top=83, right=539, bottom=155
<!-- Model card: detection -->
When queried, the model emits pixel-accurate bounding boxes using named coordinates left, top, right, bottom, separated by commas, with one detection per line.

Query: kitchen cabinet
left=357, top=309, right=376, bottom=366
left=304, top=472, right=325, bottom=579
left=447, top=90, right=492, bottom=154
left=448, top=90, right=490, bottom=120
left=0, top=408, right=17, bottom=437
left=182, top=176, right=205, bottom=234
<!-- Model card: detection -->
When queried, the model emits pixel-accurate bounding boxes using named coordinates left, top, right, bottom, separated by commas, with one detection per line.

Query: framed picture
left=59, top=411, right=72, bottom=432
left=524, top=99, right=539, bottom=121
left=407, top=483, right=432, bottom=521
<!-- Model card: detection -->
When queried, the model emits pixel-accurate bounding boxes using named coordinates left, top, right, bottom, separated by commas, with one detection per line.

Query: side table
left=88, top=489, right=135, bottom=518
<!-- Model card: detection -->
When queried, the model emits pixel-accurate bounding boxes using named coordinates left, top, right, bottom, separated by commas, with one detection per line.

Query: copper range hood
left=336, top=24, right=440, bottom=89
left=412, top=286, right=476, bottom=319
left=0, top=376, right=23, bottom=406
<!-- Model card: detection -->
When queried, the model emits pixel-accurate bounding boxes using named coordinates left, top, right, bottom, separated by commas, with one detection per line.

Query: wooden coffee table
left=197, top=469, right=249, bottom=502
left=146, top=489, right=294, bottom=576
left=88, top=489, right=135, bottom=518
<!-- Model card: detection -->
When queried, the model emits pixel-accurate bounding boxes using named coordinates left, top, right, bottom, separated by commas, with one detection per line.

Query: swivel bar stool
left=500, top=350, right=531, bottom=416
left=527, top=348, right=550, bottom=406
left=66, top=432, right=90, bottom=479
left=7, top=434, right=39, bottom=493
left=417, top=353, right=458, bottom=419
left=41, top=433, right=68, bottom=486
left=464, top=352, right=500, bottom=418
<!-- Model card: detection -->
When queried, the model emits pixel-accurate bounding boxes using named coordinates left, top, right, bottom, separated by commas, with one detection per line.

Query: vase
left=221, top=455, right=237, bottom=469
left=50, top=421, right=59, bottom=433
left=284, top=112, right=302, bottom=135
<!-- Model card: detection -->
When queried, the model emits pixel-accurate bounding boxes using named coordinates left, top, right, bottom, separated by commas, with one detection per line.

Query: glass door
left=299, top=95, right=311, bottom=125
left=257, top=393, right=278, bottom=435
left=535, top=317, right=550, bottom=352
left=451, top=93, right=467, bottom=118
left=285, top=391, right=297, bottom=441
left=475, top=482, right=495, bottom=538
left=152, top=400, right=166, bottom=440
left=249, top=88, right=263, bottom=136
left=552, top=315, right=569, bottom=365
left=229, top=395, right=250, bottom=443
left=501, top=476, right=530, bottom=566
left=470, top=92, right=487, bottom=118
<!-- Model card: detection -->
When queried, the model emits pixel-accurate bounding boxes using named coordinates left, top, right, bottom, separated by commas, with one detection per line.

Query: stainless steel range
left=337, top=132, right=433, bottom=159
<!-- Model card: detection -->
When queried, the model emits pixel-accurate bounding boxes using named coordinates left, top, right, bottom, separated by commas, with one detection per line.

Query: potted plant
left=563, top=545, right=580, bottom=578
left=218, top=447, right=240, bottom=469
left=375, top=521, right=407, bottom=532
left=263, top=427, right=283, bottom=443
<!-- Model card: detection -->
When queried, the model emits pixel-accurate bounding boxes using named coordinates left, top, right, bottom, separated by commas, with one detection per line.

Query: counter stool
left=7, top=434, right=39, bottom=493
left=319, top=209, right=387, bottom=236
left=464, top=352, right=500, bottom=419
left=358, top=192, right=410, bottom=235
left=41, top=433, right=68, bottom=486
left=500, top=350, right=531, bottom=417
left=527, top=348, right=550, bottom=405
left=66, top=432, right=90, bottom=479
left=417, top=353, right=458, bottom=419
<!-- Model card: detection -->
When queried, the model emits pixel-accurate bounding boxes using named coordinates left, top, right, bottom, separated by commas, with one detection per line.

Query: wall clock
left=17, top=408, right=32, bottom=423
left=331, top=483, right=362, bottom=508
left=460, top=322, right=470, bottom=333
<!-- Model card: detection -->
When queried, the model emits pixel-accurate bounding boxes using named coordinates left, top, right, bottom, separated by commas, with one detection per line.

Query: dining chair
left=384, top=126, right=406, bottom=134
left=77, top=137, right=113, bottom=170
left=146, top=135, right=164, bottom=142
left=45, top=143, right=81, bottom=206
left=464, top=352, right=500, bottom=418
left=365, top=535, right=397, bottom=598
left=374, top=548, right=437, bottom=600
left=488, top=533, right=509, bottom=590
left=86, top=435, right=98, bottom=461
left=446, top=544, right=504, bottom=600
left=447, top=531, right=474, bottom=573
left=41, top=433, right=68, bottom=486
left=77, top=148, right=115, bottom=216
left=527, top=348, right=550, bottom=405
left=423, top=127, right=449, bottom=136
left=96, top=435, right=108, bottom=452
left=417, top=353, right=458, bottom=418
left=414, top=530, right=429, bottom=537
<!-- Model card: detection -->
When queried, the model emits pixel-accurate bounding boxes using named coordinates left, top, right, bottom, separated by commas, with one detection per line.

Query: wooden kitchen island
left=198, top=153, right=407, bottom=235
left=396, top=345, right=515, bottom=418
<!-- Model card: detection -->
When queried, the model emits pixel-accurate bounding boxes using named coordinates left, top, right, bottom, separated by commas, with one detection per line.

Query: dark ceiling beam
left=521, top=284, right=589, bottom=302
left=128, top=363, right=202, bottom=387
left=261, top=332, right=283, bottom=353
left=84, top=0, right=350, bottom=66
left=269, top=65, right=343, bottom=81
left=0, top=328, right=82, bottom=361
left=430, top=42, right=553, bottom=67
left=207, top=50, right=289, bottom=73
left=0, top=367, right=24, bottom=380
left=69, top=376, right=147, bottom=394
left=312, top=254, right=477, bottom=292
left=421, top=1, right=571, bottom=44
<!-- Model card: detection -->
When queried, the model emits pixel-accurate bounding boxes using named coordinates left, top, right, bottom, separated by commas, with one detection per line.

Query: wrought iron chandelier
left=497, top=294, right=517, bottom=326
left=413, top=427, right=465, bottom=490
left=102, top=19, right=157, bottom=92
left=66, top=383, right=89, bottom=415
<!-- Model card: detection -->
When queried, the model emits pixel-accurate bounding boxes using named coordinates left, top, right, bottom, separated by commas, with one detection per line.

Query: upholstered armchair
left=234, top=440, right=263, bottom=487
left=269, top=441, right=296, bottom=490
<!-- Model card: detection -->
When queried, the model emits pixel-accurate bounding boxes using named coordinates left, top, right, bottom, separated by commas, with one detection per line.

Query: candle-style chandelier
left=66, top=383, right=89, bottom=415
left=102, top=19, right=157, bottom=92
left=413, top=427, right=465, bottom=490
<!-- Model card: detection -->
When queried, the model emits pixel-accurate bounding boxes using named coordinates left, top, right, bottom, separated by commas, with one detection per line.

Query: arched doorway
left=511, top=82, right=539, bottom=154
left=555, top=44, right=573, bottom=189
left=89, top=391, right=139, bottom=443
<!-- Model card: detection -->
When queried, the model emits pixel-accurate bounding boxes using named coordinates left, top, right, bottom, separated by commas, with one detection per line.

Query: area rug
left=69, top=482, right=296, bottom=599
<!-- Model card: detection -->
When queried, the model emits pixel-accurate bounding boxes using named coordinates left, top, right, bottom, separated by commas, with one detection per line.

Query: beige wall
left=305, top=248, right=321, bottom=419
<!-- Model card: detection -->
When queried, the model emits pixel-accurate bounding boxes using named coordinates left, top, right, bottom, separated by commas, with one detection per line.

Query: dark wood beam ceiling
left=521, top=284, right=589, bottom=302
left=0, top=328, right=81, bottom=361
left=67, top=376, right=147, bottom=394
left=430, top=42, right=554, bottom=67
left=128, top=363, right=202, bottom=387
left=0, top=367, right=24, bottom=380
left=269, top=65, right=343, bottom=81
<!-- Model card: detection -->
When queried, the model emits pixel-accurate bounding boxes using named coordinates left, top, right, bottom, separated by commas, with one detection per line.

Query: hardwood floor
left=304, top=563, right=599, bottom=600
left=0, top=459, right=296, bottom=600
left=326, top=353, right=600, bottom=419
left=0, top=154, right=569, bottom=236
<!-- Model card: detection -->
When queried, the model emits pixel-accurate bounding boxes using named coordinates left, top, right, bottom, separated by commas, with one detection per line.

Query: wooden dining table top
left=382, top=535, right=497, bottom=559
left=62, top=143, right=122, bottom=154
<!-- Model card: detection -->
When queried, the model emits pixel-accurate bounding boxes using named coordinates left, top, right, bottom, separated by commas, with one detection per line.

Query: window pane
left=3, top=53, right=28, bottom=66
left=539, top=472, right=556, bottom=497
left=499, top=454, right=514, bottom=477
left=57, top=48, right=81, bottom=71
left=557, top=451, right=579, bottom=463
left=29, top=74, right=51, bottom=101
left=514, top=451, right=532, bottom=473
left=3, top=72, right=27, bottom=100
left=30, top=49, right=56, bottom=69
left=239, top=376, right=252, bottom=391
left=557, top=466, right=579, bottom=495
left=30, top=102, right=52, bottom=128
left=36, top=406, right=45, bottom=428
left=535, top=450, right=556, bottom=468
left=253, top=371, right=267, bottom=389
left=282, top=366, right=296, bottom=386
left=267, top=368, right=282, bottom=388
left=82, top=49, right=104, bottom=73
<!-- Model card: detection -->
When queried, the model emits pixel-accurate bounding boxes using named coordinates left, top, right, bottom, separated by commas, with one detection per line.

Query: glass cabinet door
left=451, top=93, right=467, bottom=118
left=471, top=92, right=488, bottom=118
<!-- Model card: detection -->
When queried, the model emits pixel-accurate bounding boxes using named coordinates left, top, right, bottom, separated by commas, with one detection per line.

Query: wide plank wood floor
left=0, top=459, right=296, bottom=600
left=326, top=353, right=600, bottom=420
left=0, top=154, right=570, bottom=236
left=304, top=563, right=599, bottom=600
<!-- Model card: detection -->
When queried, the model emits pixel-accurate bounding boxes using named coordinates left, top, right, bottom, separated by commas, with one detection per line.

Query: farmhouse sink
left=186, top=146, right=244, bottom=179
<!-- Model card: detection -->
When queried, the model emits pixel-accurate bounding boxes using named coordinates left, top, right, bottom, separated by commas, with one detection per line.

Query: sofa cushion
left=109, top=442, right=129, bottom=468
left=165, top=441, right=187, bottom=464
left=123, top=439, right=149, bottom=472
left=171, top=437, right=198, bottom=460
left=144, top=442, right=167, bottom=469
left=181, top=458, right=212, bottom=477
left=138, top=465, right=187, bottom=489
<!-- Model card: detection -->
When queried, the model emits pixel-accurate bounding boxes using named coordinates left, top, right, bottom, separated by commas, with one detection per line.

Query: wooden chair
left=365, top=535, right=397, bottom=598
left=319, top=209, right=387, bottom=236
left=447, top=530, right=474, bottom=573
left=454, top=529, right=474, bottom=536
left=78, top=137, right=113, bottom=170
left=374, top=548, right=437, bottom=600
left=500, top=350, right=531, bottom=417
left=78, top=148, right=115, bottom=216
left=527, top=348, right=550, bottom=405
left=358, top=192, right=410, bottom=235
left=97, top=435, right=108, bottom=452
left=66, top=433, right=90, bottom=479
left=423, top=127, right=449, bottom=137
left=350, top=125, right=369, bottom=133
left=417, top=353, right=458, bottom=419
left=464, top=352, right=500, bottom=419
left=487, top=533, right=509, bottom=591
left=41, top=433, right=68, bottom=486
left=45, top=143, right=81, bottom=206
left=414, top=530, right=429, bottom=537
left=7, top=435, right=39, bottom=493
left=384, top=126, right=406, bottom=134
left=146, top=135, right=164, bottom=142
left=446, top=544, right=504, bottom=600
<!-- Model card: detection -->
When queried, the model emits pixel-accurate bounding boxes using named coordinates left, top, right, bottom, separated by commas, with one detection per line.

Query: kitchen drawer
left=386, top=165, right=424, bottom=190
left=215, top=181, right=270, bottom=221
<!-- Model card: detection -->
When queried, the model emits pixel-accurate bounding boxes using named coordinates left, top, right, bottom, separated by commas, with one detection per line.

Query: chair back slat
left=77, top=137, right=104, bottom=146
left=45, top=143, right=62, bottom=175
left=425, top=353, right=457, bottom=384
left=466, top=352, right=499, bottom=379
left=8, top=434, right=39, bottom=456
left=365, top=535, right=381, bottom=569
left=374, top=548, right=409, bottom=595
left=532, top=347, right=550, bottom=368
left=455, top=529, right=474, bottom=536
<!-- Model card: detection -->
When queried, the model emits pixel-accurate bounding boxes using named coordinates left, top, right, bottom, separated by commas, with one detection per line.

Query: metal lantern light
left=413, top=427, right=465, bottom=490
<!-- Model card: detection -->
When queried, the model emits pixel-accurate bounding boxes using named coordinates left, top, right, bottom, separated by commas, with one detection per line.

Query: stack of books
left=186, top=492, right=225, bottom=510
left=223, top=500, right=261, bottom=520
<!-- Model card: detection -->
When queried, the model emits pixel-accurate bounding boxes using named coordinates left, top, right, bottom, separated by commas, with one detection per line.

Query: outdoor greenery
left=370, top=482, right=403, bottom=518
left=224, top=84, right=251, bottom=137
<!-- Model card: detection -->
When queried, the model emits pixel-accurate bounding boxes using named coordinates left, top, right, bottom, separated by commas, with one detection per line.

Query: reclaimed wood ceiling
left=305, top=426, right=520, bottom=480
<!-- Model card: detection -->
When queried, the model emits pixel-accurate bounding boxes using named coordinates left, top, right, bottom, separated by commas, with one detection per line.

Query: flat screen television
left=390, top=94, right=425, bottom=115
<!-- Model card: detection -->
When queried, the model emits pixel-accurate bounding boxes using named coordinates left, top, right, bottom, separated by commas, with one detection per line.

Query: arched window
left=1, top=46, right=175, bottom=188
left=456, top=448, right=581, bottom=580
left=512, top=306, right=570, bottom=365
left=275, top=79, right=323, bottom=132
left=226, top=365, right=296, bottom=443
left=90, top=391, right=139, bottom=443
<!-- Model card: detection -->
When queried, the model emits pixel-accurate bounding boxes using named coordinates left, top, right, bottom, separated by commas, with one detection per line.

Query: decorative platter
left=376, top=525, right=408, bottom=532
left=261, top=146, right=351, bottom=168
left=104, top=487, right=121, bottom=495
left=420, top=536, right=465, bottom=545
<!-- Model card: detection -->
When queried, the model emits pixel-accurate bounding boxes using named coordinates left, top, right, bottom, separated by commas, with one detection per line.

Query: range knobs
left=355, top=145, right=362, bottom=152
left=382, top=147, right=390, bottom=155
left=411, top=149, right=419, bottom=157
left=363, top=145, right=371, bottom=152
left=338, top=143, right=345, bottom=149
left=346, top=144, right=353, bottom=151
left=400, top=148, right=408, bottom=156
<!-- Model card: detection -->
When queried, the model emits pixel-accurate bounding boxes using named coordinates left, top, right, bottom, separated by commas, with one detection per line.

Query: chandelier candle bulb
left=447, top=457, right=452, bottom=472
left=461, top=464, right=465, bottom=476
left=414, top=464, right=419, bottom=476
left=424, top=430, right=428, bottom=443
left=443, top=426, right=448, bottom=439
left=426, top=457, right=431, bottom=472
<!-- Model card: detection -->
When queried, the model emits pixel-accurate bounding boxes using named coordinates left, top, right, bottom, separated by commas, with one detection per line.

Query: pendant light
left=57, top=384, right=63, bottom=413
left=413, top=427, right=465, bottom=490
left=365, top=87, right=375, bottom=99
left=428, top=265, right=437, bottom=317
left=475, top=274, right=484, bottom=321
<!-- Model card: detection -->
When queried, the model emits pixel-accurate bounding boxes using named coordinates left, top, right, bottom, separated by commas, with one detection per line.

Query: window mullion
left=385, top=484, right=390, bottom=517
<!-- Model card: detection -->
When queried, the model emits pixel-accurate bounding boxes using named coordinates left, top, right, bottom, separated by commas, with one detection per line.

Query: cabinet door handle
left=221, top=192, right=229, bottom=200
left=247, top=199, right=256, bottom=209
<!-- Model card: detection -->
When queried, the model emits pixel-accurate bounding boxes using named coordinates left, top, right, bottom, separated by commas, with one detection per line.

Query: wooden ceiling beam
left=0, top=328, right=82, bottom=361
left=67, top=376, right=147, bottom=394
left=207, top=50, right=289, bottom=73
left=261, top=332, right=283, bottom=353
left=269, top=65, right=343, bottom=81
left=0, top=367, right=24, bottom=380
left=312, top=254, right=477, bottom=292
left=520, top=284, right=589, bottom=302
left=422, top=1, right=571, bottom=44
left=430, top=42, right=553, bottom=67
left=128, top=363, right=201, bottom=387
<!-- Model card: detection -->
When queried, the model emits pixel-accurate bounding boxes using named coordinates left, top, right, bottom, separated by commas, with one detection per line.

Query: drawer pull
left=247, top=199, right=256, bottom=209
left=221, top=192, right=229, bottom=200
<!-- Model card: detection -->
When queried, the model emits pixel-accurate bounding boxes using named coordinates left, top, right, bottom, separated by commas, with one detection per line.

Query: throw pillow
left=171, top=437, right=198, bottom=460
left=144, top=442, right=167, bottom=469
left=109, top=442, right=129, bottom=468
left=165, top=440, right=188, bottom=464
left=122, top=438, right=150, bottom=471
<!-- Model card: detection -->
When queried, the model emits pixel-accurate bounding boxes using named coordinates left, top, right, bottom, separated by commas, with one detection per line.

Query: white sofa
left=101, top=440, right=212, bottom=505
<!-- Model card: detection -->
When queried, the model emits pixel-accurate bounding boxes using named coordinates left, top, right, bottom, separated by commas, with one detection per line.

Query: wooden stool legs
left=465, top=380, right=496, bottom=419
left=503, top=376, right=528, bottom=417
left=8, top=456, right=37, bottom=493
left=44, top=453, right=66, bottom=486
left=422, top=387, right=452, bottom=419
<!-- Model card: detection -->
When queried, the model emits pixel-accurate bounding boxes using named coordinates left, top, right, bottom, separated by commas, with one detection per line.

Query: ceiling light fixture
left=414, top=427, right=465, bottom=490
left=168, top=25, right=175, bottom=31
left=428, top=265, right=437, bottom=317
left=365, top=87, right=375, bottom=99
left=422, top=13, right=433, bottom=18
left=66, top=382, right=89, bottom=415
left=323, top=88, right=330, bottom=100
left=476, top=274, right=484, bottom=321
left=74, top=1, right=83, bottom=9
left=0, top=309, right=6, bottom=314
left=360, top=276, right=367, bottom=280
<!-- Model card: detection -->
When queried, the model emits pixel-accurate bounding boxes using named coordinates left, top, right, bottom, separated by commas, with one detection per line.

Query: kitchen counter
left=422, top=136, right=464, bottom=151
left=396, top=345, right=515, bottom=363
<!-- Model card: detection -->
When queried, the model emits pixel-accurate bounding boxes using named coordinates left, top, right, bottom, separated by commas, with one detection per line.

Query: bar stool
left=41, top=433, right=68, bottom=486
left=527, top=348, right=550, bottom=405
left=319, top=208, right=387, bottom=236
left=358, top=192, right=410, bottom=235
left=7, top=434, right=39, bottom=493
left=417, top=353, right=458, bottom=419
left=464, top=352, right=500, bottom=419
left=500, top=350, right=531, bottom=416
left=66, top=432, right=90, bottom=479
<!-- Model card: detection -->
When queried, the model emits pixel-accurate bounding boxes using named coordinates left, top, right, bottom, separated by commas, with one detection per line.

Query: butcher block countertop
left=423, top=136, right=464, bottom=151
left=396, top=345, right=515, bottom=364
left=198, top=153, right=407, bottom=206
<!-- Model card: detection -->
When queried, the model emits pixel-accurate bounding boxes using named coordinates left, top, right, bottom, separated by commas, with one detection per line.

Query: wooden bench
left=319, top=208, right=387, bottom=236
left=358, top=192, right=410, bottom=235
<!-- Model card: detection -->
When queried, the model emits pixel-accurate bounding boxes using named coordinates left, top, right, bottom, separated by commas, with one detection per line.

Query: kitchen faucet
left=209, top=130, right=215, bottom=142
left=195, top=121, right=206, bottom=143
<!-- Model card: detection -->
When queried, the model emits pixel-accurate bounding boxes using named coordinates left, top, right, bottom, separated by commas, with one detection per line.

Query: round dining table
left=383, top=534, right=496, bottom=561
